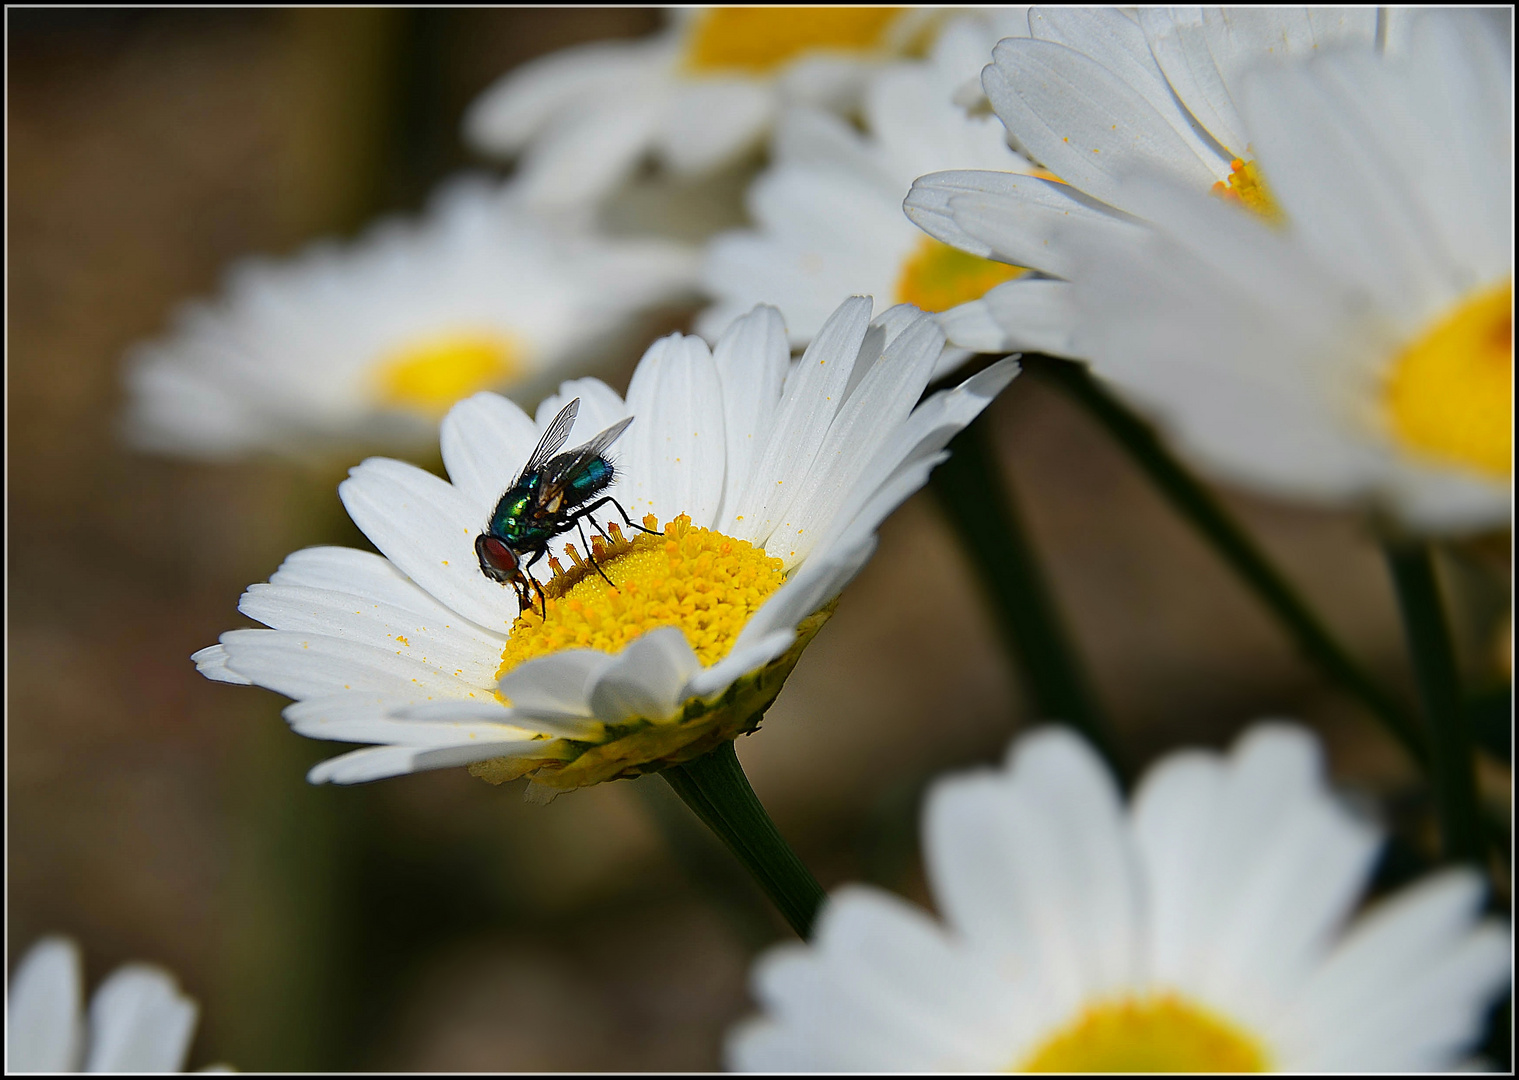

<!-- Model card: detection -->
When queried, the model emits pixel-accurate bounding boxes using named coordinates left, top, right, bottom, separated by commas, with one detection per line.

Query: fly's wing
left=534, top=415, right=635, bottom=511
left=516, top=398, right=580, bottom=481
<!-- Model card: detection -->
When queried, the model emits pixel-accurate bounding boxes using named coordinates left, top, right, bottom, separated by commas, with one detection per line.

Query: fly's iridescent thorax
left=488, top=478, right=541, bottom=545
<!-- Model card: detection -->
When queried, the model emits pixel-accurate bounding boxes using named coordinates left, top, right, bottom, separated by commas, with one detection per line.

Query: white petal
left=282, top=691, right=546, bottom=745
left=740, top=885, right=1019, bottom=1070
left=498, top=648, right=614, bottom=718
left=1281, top=870, right=1491, bottom=1062
left=1135, top=723, right=1381, bottom=1020
left=1296, top=919, right=1512, bottom=1071
left=439, top=391, right=540, bottom=511
left=771, top=313, right=945, bottom=566
left=1241, top=54, right=1449, bottom=317
left=83, top=964, right=197, bottom=1072
left=393, top=698, right=600, bottom=742
left=585, top=626, right=702, bottom=723
left=733, top=537, right=877, bottom=658
left=654, top=78, right=774, bottom=174
left=339, top=456, right=516, bottom=633
left=924, top=727, right=1142, bottom=1023
left=268, top=546, right=474, bottom=621
left=1128, top=748, right=1225, bottom=988
left=984, top=37, right=1219, bottom=208
left=976, top=277, right=1081, bottom=358
left=684, top=629, right=798, bottom=701
left=729, top=296, right=872, bottom=547
left=905, top=170, right=1128, bottom=278
left=771, top=104, right=878, bottom=174
left=1031, top=6, right=1222, bottom=162
left=711, top=305, right=790, bottom=528
left=237, top=582, right=502, bottom=688
left=216, top=628, right=482, bottom=701
left=534, top=377, right=629, bottom=440
left=307, top=740, right=542, bottom=785
left=190, top=644, right=252, bottom=686
left=620, top=333, right=727, bottom=528
left=933, top=296, right=1014, bottom=355
left=7, top=937, right=83, bottom=1073
left=511, top=86, right=668, bottom=210
left=806, top=358, right=1019, bottom=561
left=462, top=37, right=668, bottom=153
left=264, top=547, right=510, bottom=642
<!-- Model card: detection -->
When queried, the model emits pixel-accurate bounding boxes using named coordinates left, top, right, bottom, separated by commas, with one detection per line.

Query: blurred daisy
left=730, top=723, right=1512, bottom=1072
left=1060, top=10, right=1511, bottom=533
left=904, top=7, right=1381, bottom=354
left=7, top=936, right=225, bottom=1073
left=698, top=11, right=1059, bottom=369
left=464, top=7, right=938, bottom=210
left=122, top=176, right=695, bottom=460
left=194, top=298, right=1017, bottom=791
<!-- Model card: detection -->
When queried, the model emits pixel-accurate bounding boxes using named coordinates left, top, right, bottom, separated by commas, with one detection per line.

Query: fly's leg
left=577, top=496, right=659, bottom=535
left=520, top=549, right=550, bottom=620
left=575, top=517, right=616, bottom=588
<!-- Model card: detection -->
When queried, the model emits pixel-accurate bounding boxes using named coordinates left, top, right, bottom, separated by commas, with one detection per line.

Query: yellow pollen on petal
left=1211, top=158, right=1281, bottom=222
left=894, top=235, right=1027, bottom=314
left=494, top=514, right=786, bottom=682
left=1383, top=279, right=1513, bottom=477
left=683, top=7, right=905, bottom=74
left=1018, top=993, right=1270, bottom=1073
left=372, top=331, right=524, bottom=418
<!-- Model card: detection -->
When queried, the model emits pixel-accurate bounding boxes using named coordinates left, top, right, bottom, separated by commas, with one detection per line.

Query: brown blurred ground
left=6, top=9, right=1507, bottom=1072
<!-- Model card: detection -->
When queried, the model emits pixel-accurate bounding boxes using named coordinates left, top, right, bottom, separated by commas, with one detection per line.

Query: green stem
left=1385, top=543, right=1483, bottom=863
left=931, top=414, right=1126, bottom=780
left=661, top=740, right=826, bottom=939
left=1025, top=354, right=1428, bottom=769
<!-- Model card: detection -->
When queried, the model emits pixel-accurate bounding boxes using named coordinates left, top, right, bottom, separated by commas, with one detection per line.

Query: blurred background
left=8, top=9, right=1510, bottom=1071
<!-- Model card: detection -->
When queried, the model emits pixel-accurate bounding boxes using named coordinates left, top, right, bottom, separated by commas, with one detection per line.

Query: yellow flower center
left=894, top=235, right=1028, bottom=313
left=1018, top=993, right=1270, bottom=1073
left=495, top=515, right=786, bottom=681
left=683, top=7, right=905, bottom=74
left=1383, top=279, right=1512, bottom=478
left=1210, top=159, right=1281, bottom=222
left=372, top=331, right=524, bottom=418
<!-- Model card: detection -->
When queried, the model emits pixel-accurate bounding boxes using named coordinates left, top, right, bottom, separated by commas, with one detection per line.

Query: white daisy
left=7, top=937, right=225, bottom=1073
left=904, top=6, right=1383, bottom=354
left=463, top=7, right=939, bottom=211
left=1057, top=10, right=1511, bottom=533
left=697, top=11, right=1066, bottom=370
left=122, top=175, right=696, bottom=460
left=730, top=723, right=1512, bottom=1072
left=193, top=298, right=1017, bottom=791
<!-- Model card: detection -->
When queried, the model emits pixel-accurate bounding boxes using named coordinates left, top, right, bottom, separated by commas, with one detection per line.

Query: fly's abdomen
left=566, top=458, right=614, bottom=504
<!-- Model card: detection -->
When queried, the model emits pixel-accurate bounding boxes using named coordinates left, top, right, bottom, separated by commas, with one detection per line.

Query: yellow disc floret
left=372, top=331, right=524, bottom=417
left=471, top=515, right=829, bottom=793
left=1018, top=993, right=1270, bottom=1073
left=1384, top=279, right=1512, bottom=478
left=894, top=235, right=1028, bottom=313
left=1211, top=158, right=1282, bottom=222
left=496, top=514, right=785, bottom=676
left=684, top=7, right=905, bottom=74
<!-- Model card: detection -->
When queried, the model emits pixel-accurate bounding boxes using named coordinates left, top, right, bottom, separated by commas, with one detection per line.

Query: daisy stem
left=1384, top=542, right=1484, bottom=864
left=661, top=740, right=827, bottom=939
left=1024, top=354, right=1429, bottom=769
left=931, top=414, right=1126, bottom=781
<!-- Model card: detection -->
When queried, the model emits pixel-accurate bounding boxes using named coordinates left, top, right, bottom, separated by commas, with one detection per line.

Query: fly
left=475, top=396, right=654, bottom=618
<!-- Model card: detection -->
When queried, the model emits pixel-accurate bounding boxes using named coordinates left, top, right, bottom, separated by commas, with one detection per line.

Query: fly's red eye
left=476, top=534, right=518, bottom=574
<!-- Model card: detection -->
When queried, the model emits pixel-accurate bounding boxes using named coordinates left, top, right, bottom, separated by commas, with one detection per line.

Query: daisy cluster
left=58, top=5, right=1511, bottom=1073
